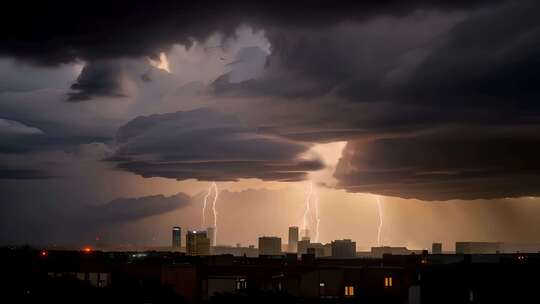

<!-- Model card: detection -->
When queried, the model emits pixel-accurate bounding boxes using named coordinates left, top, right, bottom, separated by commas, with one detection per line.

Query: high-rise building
left=186, top=230, right=211, bottom=256
left=172, top=226, right=181, bottom=249
left=331, top=239, right=356, bottom=258
left=207, top=227, right=216, bottom=247
left=288, top=226, right=299, bottom=252
left=432, top=243, right=442, bottom=254
left=258, top=236, right=282, bottom=256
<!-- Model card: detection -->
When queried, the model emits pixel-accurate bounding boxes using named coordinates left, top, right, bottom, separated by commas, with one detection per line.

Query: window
left=319, top=282, right=326, bottom=296
left=384, top=277, right=393, bottom=287
left=345, top=286, right=355, bottom=297
left=236, top=278, right=247, bottom=290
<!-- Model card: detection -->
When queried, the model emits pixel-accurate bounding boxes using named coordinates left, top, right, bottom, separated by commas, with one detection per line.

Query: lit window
left=384, top=277, right=393, bottom=287
left=319, top=282, right=326, bottom=297
left=345, top=286, right=355, bottom=297
left=236, top=278, right=247, bottom=290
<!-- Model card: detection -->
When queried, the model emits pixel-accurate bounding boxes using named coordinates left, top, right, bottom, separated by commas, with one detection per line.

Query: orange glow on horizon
left=83, top=247, right=92, bottom=253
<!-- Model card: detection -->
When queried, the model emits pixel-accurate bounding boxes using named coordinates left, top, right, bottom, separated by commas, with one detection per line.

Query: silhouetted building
left=370, top=246, right=422, bottom=258
left=186, top=230, right=210, bottom=256
left=432, top=243, right=442, bottom=254
left=298, top=238, right=311, bottom=255
left=172, top=226, right=181, bottom=249
left=207, top=227, right=216, bottom=247
left=288, top=226, right=299, bottom=252
left=455, top=242, right=504, bottom=254
left=258, top=236, right=282, bottom=256
left=213, top=245, right=258, bottom=257
left=331, top=239, right=356, bottom=258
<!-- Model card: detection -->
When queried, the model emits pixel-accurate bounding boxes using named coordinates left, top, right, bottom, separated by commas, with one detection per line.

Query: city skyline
left=3, top=1, right=540, bottom=302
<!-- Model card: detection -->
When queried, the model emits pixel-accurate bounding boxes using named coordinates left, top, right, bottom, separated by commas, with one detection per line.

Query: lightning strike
left=376, top=195, right=383, bottom=247
left=202, top=183, right=213, bottom=227
left=211, top=182, right=219, bottom=245
left=302, top=181, right=313, bottom=232
left=313, top=187, right=321, bottom=243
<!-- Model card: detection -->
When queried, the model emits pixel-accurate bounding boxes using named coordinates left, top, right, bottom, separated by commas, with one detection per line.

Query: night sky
left=2, top=0, right=540, bottom=249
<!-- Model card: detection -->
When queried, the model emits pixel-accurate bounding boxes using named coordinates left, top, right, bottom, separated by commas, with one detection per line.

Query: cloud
left=84, top=192, right=192, bottom=223
left=0, top=190, right=193, bottom=245
left=110, top=108, right=323, bottom=181
left=68, top=61, right=128, bottom=101
left=0, top=118, right=43, bottom=136
left=1, top=1, right=498, bottom=66
left=334, top=125, right=540, bottom=201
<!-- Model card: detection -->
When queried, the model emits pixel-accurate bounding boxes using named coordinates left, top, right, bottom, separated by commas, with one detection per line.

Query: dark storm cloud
left=68, top=61, right=127, bottom=101
left=85, top=192, right=192, bottom=223
left=211, top=0, right=540, bottom=200
left=400, top=0, right=540, bottom=111
left=1, top=0, right=497, bottom=66
left=334, top=126, right=540, bottom=201
left=0, top=167, right=53, bottom=180
left=0, top=190, right=192, bottom=245
left=110, top=108, right=323, bottom=181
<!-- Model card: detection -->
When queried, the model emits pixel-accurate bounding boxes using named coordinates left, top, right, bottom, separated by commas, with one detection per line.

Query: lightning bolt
left=313, top=186, right=321, bottom=243
left=302, top=181, right=313, bottom=232
left=202, top=183, right=214, bottom=227
left=211, top=182, right=219, bottom=245
left=376, top=195, right=383, bottom=247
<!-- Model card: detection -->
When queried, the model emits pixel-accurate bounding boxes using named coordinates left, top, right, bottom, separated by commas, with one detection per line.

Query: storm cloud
left=1, top=0, right=497, bottom=66
left=110, top=108, right=323, bottom=181
left=2, top=0, right=540, bottom=201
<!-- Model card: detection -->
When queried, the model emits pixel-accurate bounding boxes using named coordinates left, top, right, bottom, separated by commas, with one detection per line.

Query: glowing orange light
left=40, top=250, right=48, bottom=257
left=83, top=247, right=92, bottom=253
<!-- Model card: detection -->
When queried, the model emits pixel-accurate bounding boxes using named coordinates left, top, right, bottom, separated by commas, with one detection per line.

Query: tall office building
left=186, top=230, right=211, bottom=256
left=331, top=239, right=356, bottom=258
left=432, top=243, right=442, bottom=254
left=288, top=226, right=299, bottom=252
left=172, top=226, right=181, bottom=249
left=207, top=227, right=216, bottom=247
left=258, top=236, right=282, bottom=256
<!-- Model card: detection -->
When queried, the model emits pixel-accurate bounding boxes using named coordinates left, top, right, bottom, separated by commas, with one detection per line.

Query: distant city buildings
left=186, top=230, right=210, bottom=256
left=298, top=238, right=311, bottom=256
left=370, top=246, right=423, bottom=258
left=455, top=242, right=504, bottom=254
left=258, top=236, right=282, bottom=256
left=213, top=245, right=258, bottom=257
left=331, top=239, right=356, bottom=258
left=306, top=243, right=331, bottom=258
left=432, top=243, right=442, bottom=254
left=288, top=226, right=299, bottom=252
left=172, top=226, right=181, bottom=249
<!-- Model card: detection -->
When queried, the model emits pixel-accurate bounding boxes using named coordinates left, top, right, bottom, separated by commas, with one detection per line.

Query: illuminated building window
left=319, top=282, right=326, bottom=296
left=236, top=278, right=247, bottom=290
left=345, top=286, right=355, bottom=297
left=384, top=277, right=393, bottom=287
